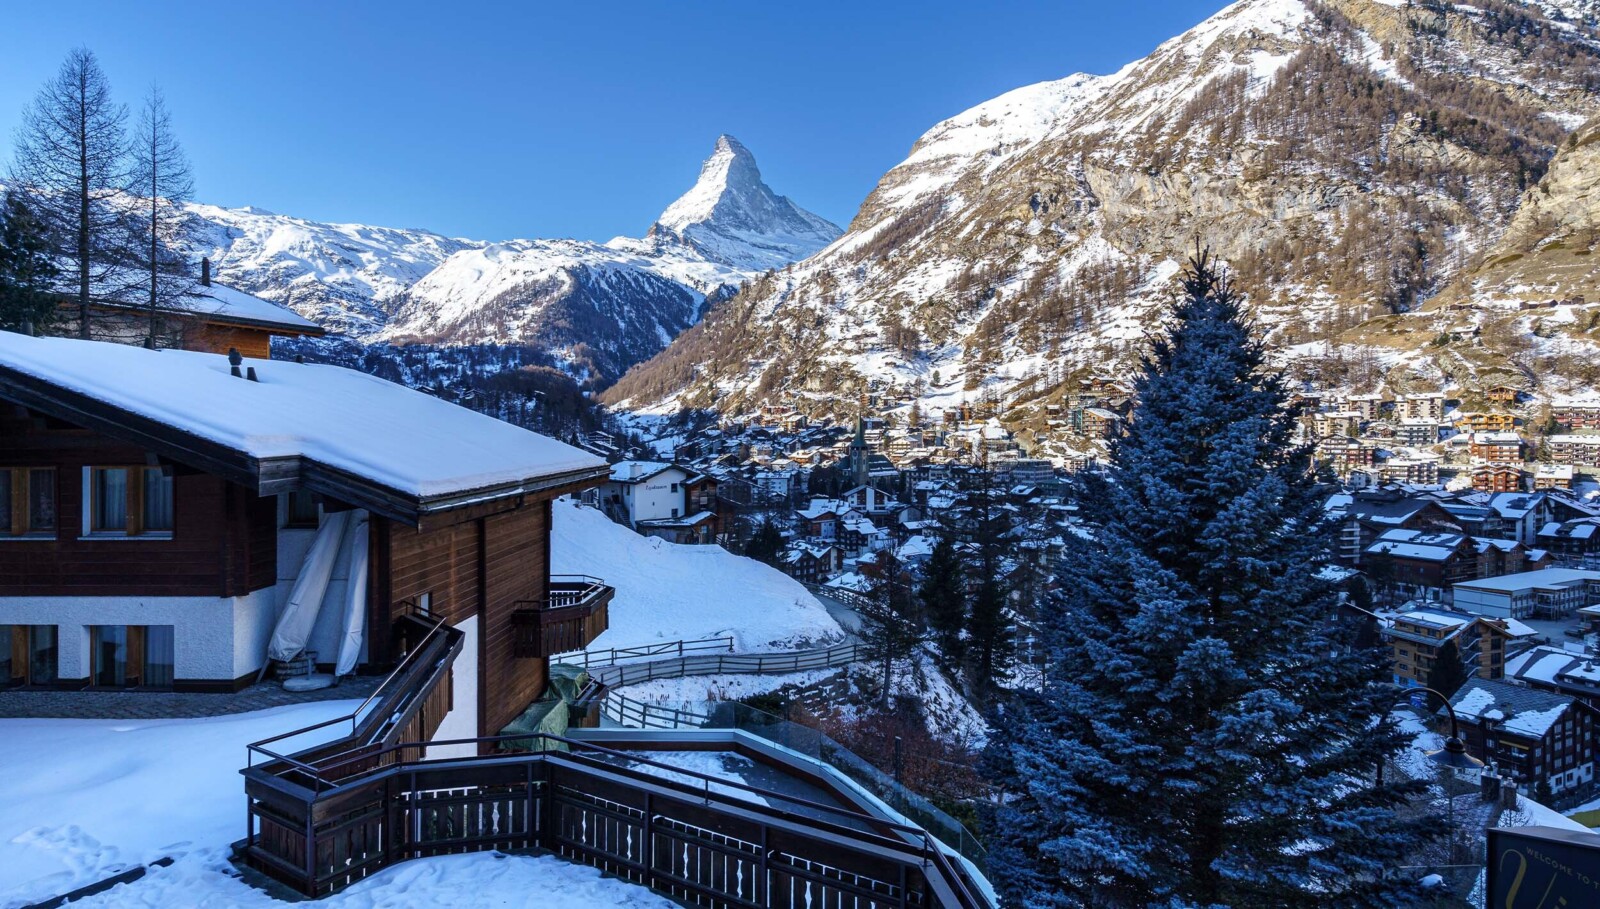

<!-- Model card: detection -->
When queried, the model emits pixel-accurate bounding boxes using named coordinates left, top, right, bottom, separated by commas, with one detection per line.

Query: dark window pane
left=29, top=469, right=55, bottom=531
left=94, top=469, right=128, bottom=532
left=28, top=626, right=57, bottom=686
left=143, top=470, right=173, bottom=533
left=92, top=625, right=128, bottom=687
left=0, top=470, right=11, bottom=533
left=0, top=625, right=12, bottom=685
left=144, top=625, right=174, bottom=688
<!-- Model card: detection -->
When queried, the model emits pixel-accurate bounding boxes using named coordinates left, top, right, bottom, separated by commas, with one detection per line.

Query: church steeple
left=849, top=415, right=868, bottom=487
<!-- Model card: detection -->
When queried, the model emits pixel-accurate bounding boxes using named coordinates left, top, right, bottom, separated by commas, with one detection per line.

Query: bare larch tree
left=127, top=86, right=195, bottom=347
left=9, top=47, right=130, bottom=338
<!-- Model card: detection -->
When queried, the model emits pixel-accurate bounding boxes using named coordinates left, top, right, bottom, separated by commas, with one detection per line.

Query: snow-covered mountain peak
left=647, top=135, right=842, bottom=269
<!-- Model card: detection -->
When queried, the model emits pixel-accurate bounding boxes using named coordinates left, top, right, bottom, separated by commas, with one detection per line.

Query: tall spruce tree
left=10, top=48, right=131, bottom=338
left=0, top=190, right=60, bottom=332
left=859, top=550, right=923, bottom=705
left=920, top=535, right=967, bottom=662
left=985, top=252, right=1435, bottom=908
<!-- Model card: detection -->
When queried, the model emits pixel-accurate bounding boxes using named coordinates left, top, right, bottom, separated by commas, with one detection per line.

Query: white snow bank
left=0, top=702, right=357, bottom=905
left=0, top=703, right=678, bottom=909
left=551, top=500, right=844, bottom=651
left=0, top=334, right=603, bottom=498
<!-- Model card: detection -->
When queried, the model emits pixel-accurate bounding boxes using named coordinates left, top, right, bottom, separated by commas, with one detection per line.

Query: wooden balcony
left=510, top=575, right=613, bottom=658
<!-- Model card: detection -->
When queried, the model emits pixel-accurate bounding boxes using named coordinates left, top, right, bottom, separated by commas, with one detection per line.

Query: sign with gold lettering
left=1487, top=826, right=1600, bottom=909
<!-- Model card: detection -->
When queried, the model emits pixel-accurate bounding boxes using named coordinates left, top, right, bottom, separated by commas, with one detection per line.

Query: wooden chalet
left=0, top=333, right=611, bottom=743
left=61, top=259, right=324, bottom=358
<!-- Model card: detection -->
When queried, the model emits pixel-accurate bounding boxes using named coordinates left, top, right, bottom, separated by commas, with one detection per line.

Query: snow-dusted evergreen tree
left=0, top=191, right=60, bottom=332
left=920, top=535, right=966, bottom=662
left=985, top=252, right=1434, bottom=908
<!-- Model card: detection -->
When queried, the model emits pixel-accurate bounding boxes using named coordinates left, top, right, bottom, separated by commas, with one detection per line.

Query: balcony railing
left=511, top=575, right=613, bottom=658
left=239, top=731, right=989, bottom=908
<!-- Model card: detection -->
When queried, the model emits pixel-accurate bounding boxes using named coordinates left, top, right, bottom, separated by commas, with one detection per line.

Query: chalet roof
left=1447, top=679, right=1575, bottom=739
left=609, top=460, right=692, bottom=484
left=86, top=280, right=323, bottom=335
left=0, top=334, right=606, bottom=523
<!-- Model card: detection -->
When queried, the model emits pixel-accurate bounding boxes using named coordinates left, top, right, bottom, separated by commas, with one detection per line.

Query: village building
left=1534, top=464, right=1576, bottom=491
left=1453, top=568, right=1600, bottom=620
left=597, top=461, right=720, bottom=543
left=1470, top=431, right=1524, bottom=463
left=1446, top=678, right=1599, bottom=796
left=1383, top=608, right=1517, bottom=688
left=1473, top=464, right=1526, bottom=494
left=1553, top=400, right=1600, bottom=432
left=1547, top=435, right=1600, bottom=468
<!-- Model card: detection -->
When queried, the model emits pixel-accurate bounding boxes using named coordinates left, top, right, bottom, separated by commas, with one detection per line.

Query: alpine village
left=4, top=2, right=1600, bottom=907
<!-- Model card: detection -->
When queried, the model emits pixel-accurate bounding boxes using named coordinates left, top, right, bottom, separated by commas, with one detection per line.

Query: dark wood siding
left=481, top=506, right=549, bottom=736
left=0, top=408, right=276, bottom=597
left=379, top=500, right=552, bottom=738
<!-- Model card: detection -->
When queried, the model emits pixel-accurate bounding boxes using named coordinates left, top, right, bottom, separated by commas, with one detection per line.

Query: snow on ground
left=613, top=670, right=838, bottom=716
left=0, top=703, right=677, bottom=909
left=551, top=499, right=844, bottom=651
left=56, top=851, right=678, bottom=909
left=0, top=702, right=358, bottom=907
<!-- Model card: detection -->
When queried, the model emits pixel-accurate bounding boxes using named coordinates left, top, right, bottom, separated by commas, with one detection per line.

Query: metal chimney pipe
left=201, top=257, right=212, bottom=287
left=246, top=366, right=258, bottom=382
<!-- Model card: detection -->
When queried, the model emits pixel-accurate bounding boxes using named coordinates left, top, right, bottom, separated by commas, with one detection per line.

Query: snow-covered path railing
left=552, top=635, right=735, bottom=671
left=590, top=641, right=868, bottom=689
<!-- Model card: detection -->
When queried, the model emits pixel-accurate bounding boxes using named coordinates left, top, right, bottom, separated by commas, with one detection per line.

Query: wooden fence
left=241, top=734, right=988, bottom=908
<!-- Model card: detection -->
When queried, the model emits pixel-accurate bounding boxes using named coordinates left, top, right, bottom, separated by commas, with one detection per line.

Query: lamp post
left=1382, top=686, right=1486, bottom=865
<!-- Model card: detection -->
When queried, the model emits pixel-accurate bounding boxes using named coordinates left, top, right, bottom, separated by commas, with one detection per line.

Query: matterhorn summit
left=646, top=134, right=842, bottom=269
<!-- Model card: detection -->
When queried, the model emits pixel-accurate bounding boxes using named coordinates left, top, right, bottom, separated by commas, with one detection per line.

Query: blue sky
left=0, top=1, right=1223, bottom=242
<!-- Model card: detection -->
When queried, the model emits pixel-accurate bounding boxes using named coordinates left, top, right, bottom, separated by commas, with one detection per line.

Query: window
left=284, top=489, right=320, bottom=528
left=1, top=468, right=57, bottom=537
left=3, top=625, right=58, bottom=686
left=86, top=466, right=174, bottom=537
left=90, top=625, right=175, bottom=689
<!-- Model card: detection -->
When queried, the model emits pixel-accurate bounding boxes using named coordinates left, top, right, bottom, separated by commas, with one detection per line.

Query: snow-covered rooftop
left=0, top=334, right=605, bottom=506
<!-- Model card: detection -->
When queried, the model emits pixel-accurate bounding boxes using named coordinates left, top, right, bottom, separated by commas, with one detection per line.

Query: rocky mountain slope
left=178, top=136, right=839, bottom=386
left=602, top=0, right=1600, bottom=420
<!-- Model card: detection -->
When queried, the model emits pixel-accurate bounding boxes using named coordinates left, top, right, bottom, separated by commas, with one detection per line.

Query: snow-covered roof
left=608, top=460, right=682, bottom=483
left=1456, top=568, right=1600, bottom=594
left=0, top=334, right=605, bottom=519
left=175, top=281, right=322, bottom=332
left=1449, top=680, right=1575, bottom=739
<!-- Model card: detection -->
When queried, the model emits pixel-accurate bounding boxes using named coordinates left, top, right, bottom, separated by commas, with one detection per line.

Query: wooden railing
left=511, top=576, right=614, bottom=658
left=245, top=614, right=463, bottom=789
left=240, top=732, right=989, bottom=908
left=552, top=635, right=736, bottom=671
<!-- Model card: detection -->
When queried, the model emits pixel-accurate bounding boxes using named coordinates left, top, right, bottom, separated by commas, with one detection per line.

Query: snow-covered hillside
left=550, top=499, right=843, bottom=651
left=178, top=136, right=839, bottom=387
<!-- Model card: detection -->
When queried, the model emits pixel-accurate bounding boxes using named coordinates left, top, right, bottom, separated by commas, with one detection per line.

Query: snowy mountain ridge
left=178, top=136, right=840, bottom=386
left=604, top=0, right=1600, bottom=427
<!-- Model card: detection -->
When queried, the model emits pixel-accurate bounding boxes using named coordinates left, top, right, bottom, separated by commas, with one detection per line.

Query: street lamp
left=1383, top=686, right=1486, bottom=866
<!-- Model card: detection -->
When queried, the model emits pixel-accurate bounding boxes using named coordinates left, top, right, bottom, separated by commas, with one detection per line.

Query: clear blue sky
left=0, top=1, right=1223, bottom=242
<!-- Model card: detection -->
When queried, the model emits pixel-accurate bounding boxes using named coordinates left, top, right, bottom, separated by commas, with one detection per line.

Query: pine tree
left=9, top=48, right=131, bottom=338
left=985, top=252, right=1435, bottom=908
left=0, top=191, right=60, bottom=332
left=126, top=86, right=195, bottom=347
left=1427, top=638, right=1469, bottom=699
left=743, top=518, right=783, bottom=566
left=920, top=535, right=966, bottom=662
left=859, top=550, right=922, bottom=705
left=961, top=457, right=1015, bottom=692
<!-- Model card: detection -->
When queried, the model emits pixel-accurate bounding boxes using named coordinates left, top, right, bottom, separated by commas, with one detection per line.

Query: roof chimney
left=246, top=366, right=259, bottom=382
left=228, top=347, right=242, bottom=378
left=201, top=257, right=212, bottom=287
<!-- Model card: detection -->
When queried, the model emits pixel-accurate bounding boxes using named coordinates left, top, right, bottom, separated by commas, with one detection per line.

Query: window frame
left=81, top=465, right=175, bottom=540
left=3, top=624, right=59, bottom=687
left=1, top=467, right=59, bottom=539
left=88, top=624, right=176, bottom=690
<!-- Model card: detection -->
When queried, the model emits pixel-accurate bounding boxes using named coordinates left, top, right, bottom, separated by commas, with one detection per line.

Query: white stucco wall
left=428, top=614, right=479, bottom=759
left=0, top=592, right=272, bottom=681
left=625, top=468, right=690, bottom=523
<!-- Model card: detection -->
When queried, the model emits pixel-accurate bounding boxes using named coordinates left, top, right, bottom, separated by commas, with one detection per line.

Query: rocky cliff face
left=603, top=0, right=1600, bottom=417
